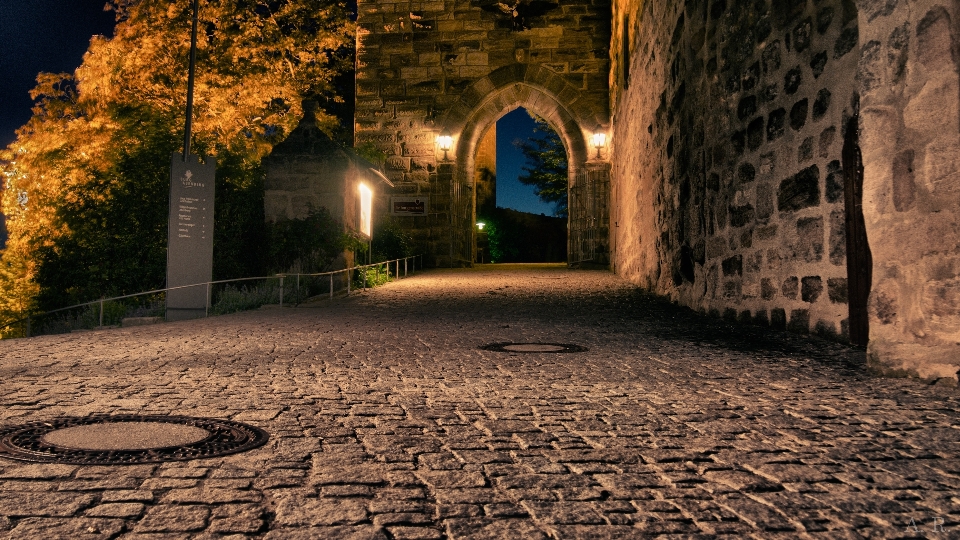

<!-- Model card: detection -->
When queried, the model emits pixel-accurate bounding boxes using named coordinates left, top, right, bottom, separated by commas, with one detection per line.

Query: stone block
left=756, top=224, right=777, bottom=240
left=787, top=309, right=810, bottom=333
left=833, top=27, right=857, bottom=59
left=789, top=99, right=808, bottom=131
left=829, top=209, right=846, bottom=265
left=801, top=276, right=823, bottom=303
left=133, top=505, right=210, bottom=533
left=264, top=192, right=290, bottom=221
left=793, top=216, right=824, bottom=263
left=729, top=204, right=755, bottom=228
left=888, top=23, right=909, bottom=84
left=722, top=255, right=743, bottom=277
left=825, top=160, right=843, bottom=203
left=782, top=276, right=799, bottom=299
left=766, top=248, right=783, bottom=271
left=828, top=277, right=848, bottom=303
left=778, top=165, right=820, bottom=212
left=799, top=137, right=814, bottom=163
left=812, top=89, right=831, bottom=120
left=761, top=278, right=777, bottom=300
left=738, top=96, right=757, bottom=120
left=810, top=51, right=827, bottom=78
left=819, top=127, right=836, bottom=159
left=793, top=18, right=812, bottom=53
left=858, top=40, right=884, bottom=93
left=738, top=162, right=756, bottom=184
left=814, top=319, right=838, bottom=338
left=761, top=83, right=780, bottom=103
left=756, top=183, right=775, bottom=220
left=771, top=308, right=787, bottom=328
left=747, top=117, right=765, bottom=150
left=784, top=66, right=802, bottom=95
left=767, top=109, right=786, bottom=140
left=707, top=237, right=727, bottom=259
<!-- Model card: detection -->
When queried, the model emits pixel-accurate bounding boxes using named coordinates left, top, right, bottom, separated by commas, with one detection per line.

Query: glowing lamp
left=358, top=182, right=373, bottom=237
left=591, top=125, right=607, bottom=159
left=476, top=222, right=486, bottom=231
left=437, top=131, right=453, bottom=160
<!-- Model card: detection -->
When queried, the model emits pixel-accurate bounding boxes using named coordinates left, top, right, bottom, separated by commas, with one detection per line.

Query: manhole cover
left=43, top=422, right=210, bottom=451
left=480, top=342, right=588, bottom=353
left=0, top=415, right=269, bottom=465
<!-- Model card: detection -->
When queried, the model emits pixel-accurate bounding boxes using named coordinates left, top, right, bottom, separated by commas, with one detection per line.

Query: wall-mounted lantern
left=437, top=130, right=453, bottom=161
left=476, top=221, right=486, bottom=231
left=591, top=125, right=607, bottom=159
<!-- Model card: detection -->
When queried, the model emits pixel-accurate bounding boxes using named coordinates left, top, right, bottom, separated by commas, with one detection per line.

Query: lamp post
left=476, top=221, right=488, bottom=264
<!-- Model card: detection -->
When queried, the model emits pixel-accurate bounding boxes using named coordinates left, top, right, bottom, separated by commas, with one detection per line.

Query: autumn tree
left=515, top=116, right=568, bottom=218
left=0, top=0, right=355, bottom=327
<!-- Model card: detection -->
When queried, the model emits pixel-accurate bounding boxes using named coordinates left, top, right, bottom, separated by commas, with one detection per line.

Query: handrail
left=0, top=254, right=422, bottom=338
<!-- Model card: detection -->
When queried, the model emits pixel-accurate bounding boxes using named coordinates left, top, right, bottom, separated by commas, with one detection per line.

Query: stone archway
left=353, top=1, right=611, bottom=267
left=438, top=80, right=592, bottom=264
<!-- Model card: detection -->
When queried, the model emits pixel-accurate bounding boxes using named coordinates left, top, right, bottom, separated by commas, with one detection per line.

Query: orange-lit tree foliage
left=0, top=0, right=354, bottom=329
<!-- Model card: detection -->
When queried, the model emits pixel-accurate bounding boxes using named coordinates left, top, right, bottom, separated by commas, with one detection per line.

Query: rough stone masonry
left=609, top=0, right=960, bottom=382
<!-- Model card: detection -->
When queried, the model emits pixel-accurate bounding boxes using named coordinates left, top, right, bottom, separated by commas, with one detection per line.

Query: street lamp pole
left=183, top=0, right=200, bottom=160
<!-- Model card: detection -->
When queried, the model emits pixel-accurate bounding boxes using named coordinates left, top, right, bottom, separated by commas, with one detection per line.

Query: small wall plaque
left=391, top=196, right=429, bottom=216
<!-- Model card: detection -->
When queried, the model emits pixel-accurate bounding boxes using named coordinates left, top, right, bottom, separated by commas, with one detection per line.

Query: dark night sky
left=0, top=1, right=116, bottom=148
left=497, top=108, right=553, bottom=216
left=0, top=3, right=551, bottom=215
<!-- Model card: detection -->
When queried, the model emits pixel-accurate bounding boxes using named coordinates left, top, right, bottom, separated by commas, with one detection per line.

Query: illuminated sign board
left=358, top=182, right=373, bottom=237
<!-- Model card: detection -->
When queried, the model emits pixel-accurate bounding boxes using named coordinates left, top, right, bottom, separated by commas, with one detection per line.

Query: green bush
left=352, top=264, right=392, bottom=289
left=372, top=218, right=414, bottom=262
left=211, top=280, right=285, bottom=315
left=266, top=208, right=349, bottom=274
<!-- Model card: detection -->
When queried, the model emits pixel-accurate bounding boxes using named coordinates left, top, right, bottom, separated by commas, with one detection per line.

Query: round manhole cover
left=0, top=415, right=269, bottom=465
left=42, top=422, right=211, bottom=451
left=480, top=342, right=588, bottom=353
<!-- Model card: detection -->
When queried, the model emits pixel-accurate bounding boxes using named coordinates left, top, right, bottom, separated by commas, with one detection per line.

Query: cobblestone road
left=1, top=264, right=958, bottom=539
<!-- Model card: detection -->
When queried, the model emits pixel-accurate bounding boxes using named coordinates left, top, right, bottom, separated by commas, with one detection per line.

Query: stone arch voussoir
left=440, top=65, right=600, bottom=174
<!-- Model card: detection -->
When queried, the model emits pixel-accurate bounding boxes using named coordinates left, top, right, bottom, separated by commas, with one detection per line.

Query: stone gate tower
left=355, top=0, right=612, bottom=266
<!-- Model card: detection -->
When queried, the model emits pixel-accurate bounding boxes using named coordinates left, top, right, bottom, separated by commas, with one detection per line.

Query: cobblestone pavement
left=1, top=264, right=958, bottom=539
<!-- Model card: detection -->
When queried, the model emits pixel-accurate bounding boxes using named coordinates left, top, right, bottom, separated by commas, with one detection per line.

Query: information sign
left=166, top=154, right=215, bottom=321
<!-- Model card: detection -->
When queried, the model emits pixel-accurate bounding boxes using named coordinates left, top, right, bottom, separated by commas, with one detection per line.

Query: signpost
left=166, top=156, right=215, bottom=321
left=166, top=0, right=215, bottom=321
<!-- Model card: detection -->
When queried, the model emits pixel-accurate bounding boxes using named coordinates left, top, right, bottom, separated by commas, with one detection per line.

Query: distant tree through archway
left=473, top=107, right=568, bottom=263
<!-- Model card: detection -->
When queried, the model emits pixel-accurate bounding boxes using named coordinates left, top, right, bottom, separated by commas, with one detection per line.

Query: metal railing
left=0, top=255, right=422, bottom=339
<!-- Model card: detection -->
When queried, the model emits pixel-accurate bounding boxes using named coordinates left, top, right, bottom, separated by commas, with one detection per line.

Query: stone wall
left=264, top=108, right=360, bottom=227
left=356, top=0, right=611, bottom=265
left=474, top=125, right=496, bottom=219
left=611, top=0, right=862, bottom=340
left=857, top=0, right=960, bottom=380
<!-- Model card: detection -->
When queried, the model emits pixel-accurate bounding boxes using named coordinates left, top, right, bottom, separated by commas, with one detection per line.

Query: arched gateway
left=354, top=0, right=612, bottom=266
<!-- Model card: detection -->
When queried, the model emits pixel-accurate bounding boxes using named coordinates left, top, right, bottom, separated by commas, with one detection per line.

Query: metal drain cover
left=0, top=415, right=269, bottom=465
left=480, top=342, right=588, bottom=353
